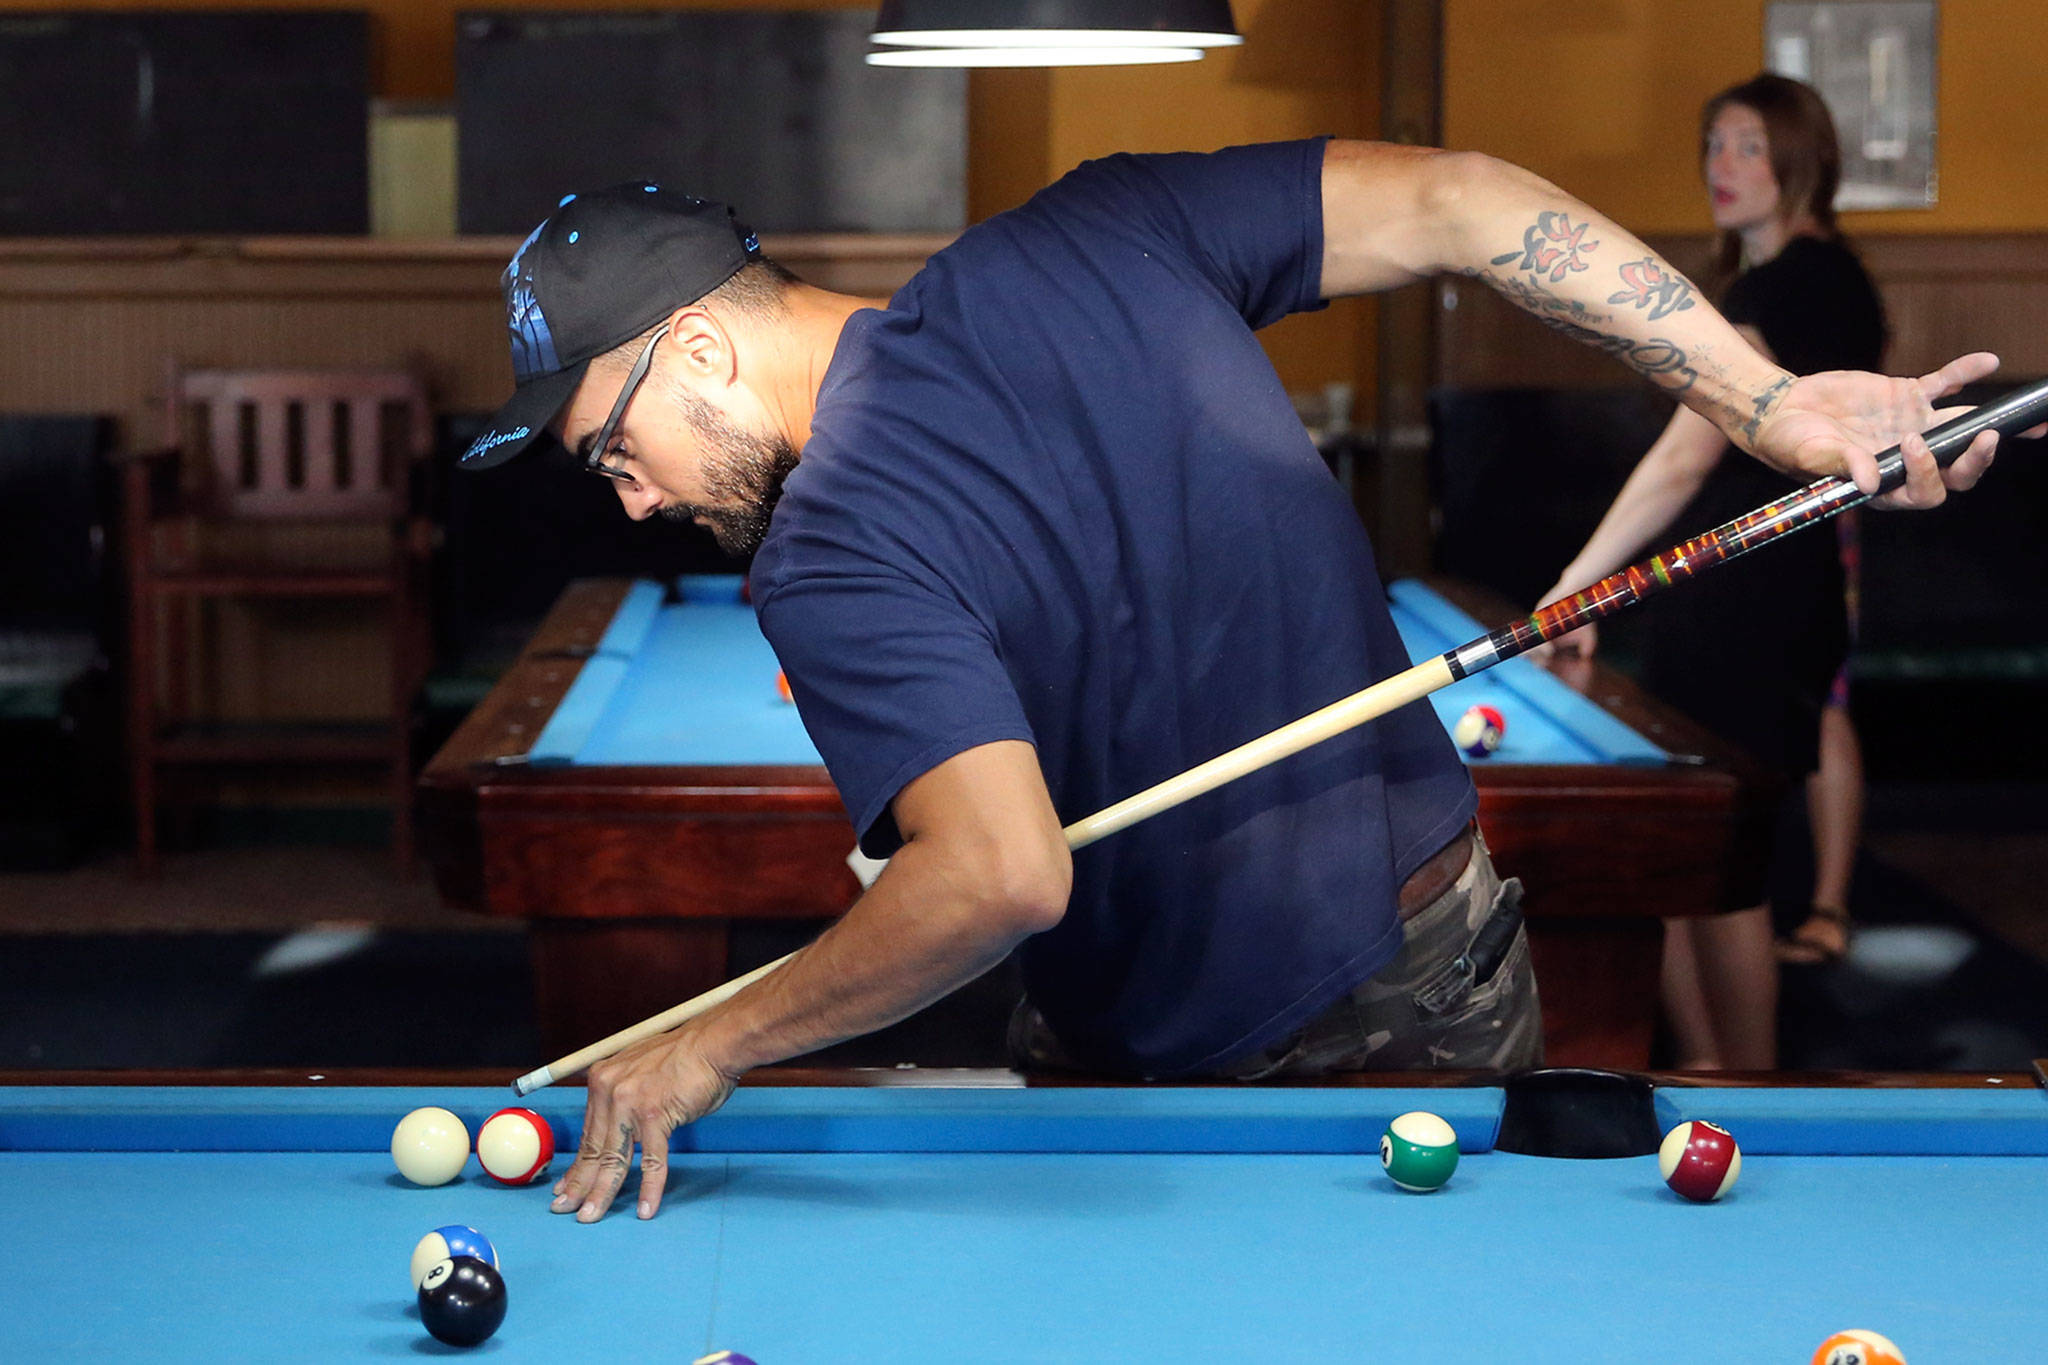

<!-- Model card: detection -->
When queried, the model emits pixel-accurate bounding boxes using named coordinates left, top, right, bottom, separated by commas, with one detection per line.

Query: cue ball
left=418, top=1255, right=508, bottom=1348
left=477, top=1107, right=556, bottom=1185
left=1380, top=1110, right=1460, bottom=1191
left=1811, top=1331, right=1906, bottom=1365
left=391, top=1107, right=470, bottom=1187
left=1658, top=1120, right=1741, bottom=1201
left=1452, top=704, right=1505, bottom=758
left=411, top=1225, right=498, bottom=1292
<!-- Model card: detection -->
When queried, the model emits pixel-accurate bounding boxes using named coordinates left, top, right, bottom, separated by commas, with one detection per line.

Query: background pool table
left=420, top=576, right=1770, bottom=1065
left=2, top=1068, right=2043, bottom=1362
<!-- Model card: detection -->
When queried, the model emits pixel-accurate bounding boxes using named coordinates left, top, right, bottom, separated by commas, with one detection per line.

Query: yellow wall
left=1445, top=0, right=2048, bottom=235
left=974, top=0, right=1380, bottom=397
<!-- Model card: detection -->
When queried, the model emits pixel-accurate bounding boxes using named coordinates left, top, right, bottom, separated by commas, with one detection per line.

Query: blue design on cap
left=502, top=219, right=560, bottom=384
left=558, top=193, right=577, bottom=207
left=568, top=231, right=579, bottom=244
left=460, top=425, right=532, bottom=465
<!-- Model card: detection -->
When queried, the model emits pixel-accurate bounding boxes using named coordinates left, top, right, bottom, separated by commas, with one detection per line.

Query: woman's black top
left=1643, top=235, right=1887, bottom=776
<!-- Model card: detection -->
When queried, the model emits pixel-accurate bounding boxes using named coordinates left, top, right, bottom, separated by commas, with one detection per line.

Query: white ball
left=391, top=1107, right=470, bottom=1187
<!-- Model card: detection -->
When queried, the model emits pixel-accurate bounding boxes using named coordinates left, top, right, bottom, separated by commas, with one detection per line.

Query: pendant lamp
left=868, top=0, right=1240, bottom=67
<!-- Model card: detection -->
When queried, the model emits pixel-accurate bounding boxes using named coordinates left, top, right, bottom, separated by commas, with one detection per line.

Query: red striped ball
left=1657, top=1120, right=1741, bottom=1201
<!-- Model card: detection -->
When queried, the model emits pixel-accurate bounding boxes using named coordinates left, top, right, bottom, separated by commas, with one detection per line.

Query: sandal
left=1776, top=904, right=1851, bottom=965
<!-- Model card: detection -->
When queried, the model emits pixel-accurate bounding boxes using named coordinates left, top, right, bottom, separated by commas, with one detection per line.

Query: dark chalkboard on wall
left=455, top=9, right=965, bottom=236
left=0, top=11, right=369, bottom=236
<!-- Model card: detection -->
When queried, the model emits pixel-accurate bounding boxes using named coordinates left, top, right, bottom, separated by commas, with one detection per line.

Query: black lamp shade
left=874, top=0, right=1239, bottom=42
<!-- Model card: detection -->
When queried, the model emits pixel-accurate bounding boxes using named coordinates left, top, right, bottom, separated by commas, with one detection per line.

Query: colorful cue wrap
left=1446, top=377, right=2048, bottom=679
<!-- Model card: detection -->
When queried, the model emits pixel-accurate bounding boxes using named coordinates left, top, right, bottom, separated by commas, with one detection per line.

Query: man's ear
left=665, top=305, right=739, bottom=387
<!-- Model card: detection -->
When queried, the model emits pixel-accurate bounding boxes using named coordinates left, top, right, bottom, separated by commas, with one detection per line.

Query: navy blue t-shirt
left=749, top=138, right=1475, bottom=1075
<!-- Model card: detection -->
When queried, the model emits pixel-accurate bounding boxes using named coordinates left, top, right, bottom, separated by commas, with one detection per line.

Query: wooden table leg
left=1526, top=916, right=1667, bottom=1070
left=528, top=919, right=731, bottom=1061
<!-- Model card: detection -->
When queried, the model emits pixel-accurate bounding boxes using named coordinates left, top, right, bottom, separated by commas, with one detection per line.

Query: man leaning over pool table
left=457, top=137, right=2010, bottom=1222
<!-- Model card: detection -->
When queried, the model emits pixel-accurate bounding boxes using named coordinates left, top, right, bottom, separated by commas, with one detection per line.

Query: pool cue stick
left=513, top=378, right=2048, bottom=1096
left=1072, top=377, right=2048, bottom=845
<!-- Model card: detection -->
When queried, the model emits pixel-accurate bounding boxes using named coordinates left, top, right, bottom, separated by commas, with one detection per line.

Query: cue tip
left=512, top=1065, right=554, bottom=1097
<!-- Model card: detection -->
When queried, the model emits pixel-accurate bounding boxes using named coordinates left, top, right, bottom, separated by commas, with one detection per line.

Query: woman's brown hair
left=1700, top=73, right=1843, bottom=288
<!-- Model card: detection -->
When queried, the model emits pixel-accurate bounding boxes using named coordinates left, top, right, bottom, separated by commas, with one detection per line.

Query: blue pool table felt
left=3, top=1084, right=2044, bottom=1361
left=528, top=576, right=1666, bottom=769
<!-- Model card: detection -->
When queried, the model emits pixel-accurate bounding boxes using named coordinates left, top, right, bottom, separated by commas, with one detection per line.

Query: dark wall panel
left=456, top=9, right=964, bottom=235
left=0, top=11, right=370, bottom=235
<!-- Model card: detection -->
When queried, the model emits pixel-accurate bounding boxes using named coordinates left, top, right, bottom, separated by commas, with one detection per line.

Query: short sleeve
left=756, top=570, right=1037, bottom=857
left=1047, top=138, right=1330, bottom=331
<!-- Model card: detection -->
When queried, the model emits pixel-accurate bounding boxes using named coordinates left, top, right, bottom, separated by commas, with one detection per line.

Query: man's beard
left=656, top=383, right=801, bottom=556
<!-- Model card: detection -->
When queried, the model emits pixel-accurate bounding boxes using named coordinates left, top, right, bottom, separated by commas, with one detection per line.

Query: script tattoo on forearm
left=1464, top=260, right=1701, bottom=395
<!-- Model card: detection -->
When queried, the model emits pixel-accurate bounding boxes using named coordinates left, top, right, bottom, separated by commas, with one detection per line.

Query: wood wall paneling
left=0, top=235, right=950, bottom=445
left=0, top=235, right=945, bottom=739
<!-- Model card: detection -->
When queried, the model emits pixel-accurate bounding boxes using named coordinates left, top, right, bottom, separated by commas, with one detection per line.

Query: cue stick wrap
left=1452, top=376, right=2048, bottom=674
left=516, top=378, right=2048, bottom=1094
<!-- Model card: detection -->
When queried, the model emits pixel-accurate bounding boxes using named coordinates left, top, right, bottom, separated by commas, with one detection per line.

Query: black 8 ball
left=418, top=1255, right=508, bottom=1347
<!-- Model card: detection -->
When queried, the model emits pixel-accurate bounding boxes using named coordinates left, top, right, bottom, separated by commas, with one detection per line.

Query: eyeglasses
left=584, top=326, right=668, bottom=483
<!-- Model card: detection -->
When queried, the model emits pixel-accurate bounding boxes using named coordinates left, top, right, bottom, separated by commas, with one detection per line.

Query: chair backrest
left=166, top=368, right=432, bottom=520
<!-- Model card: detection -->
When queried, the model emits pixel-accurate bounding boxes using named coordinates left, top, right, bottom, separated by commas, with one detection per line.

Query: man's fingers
left=636, top=1121, right=672, bottom=1220
left=1873, top=427, right=1999, bottom=508
left=576, top=1116, right=637, bottom=1223
left=554, top=1082, right=616, bottom=1213
left=1916, top=351, right=1998, bottom=401
left=1938, top=429, right=1999, bottom=493
left=1841, top=441, right=1884, bottom=496
left=1869, top=431, right=1947, bottom=510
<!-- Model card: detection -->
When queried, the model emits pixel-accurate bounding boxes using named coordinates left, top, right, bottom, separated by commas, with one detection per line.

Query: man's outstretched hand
left=551, top=1025, right=739, bottom=1223
left=1746, top=351, right=2032, bottom=508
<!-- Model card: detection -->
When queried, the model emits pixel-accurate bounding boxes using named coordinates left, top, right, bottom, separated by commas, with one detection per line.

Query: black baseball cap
left=460, top=182, right=761, bottom=470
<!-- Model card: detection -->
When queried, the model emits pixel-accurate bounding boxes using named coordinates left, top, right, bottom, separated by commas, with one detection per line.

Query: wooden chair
left=122, top=368, right=434, bottom=873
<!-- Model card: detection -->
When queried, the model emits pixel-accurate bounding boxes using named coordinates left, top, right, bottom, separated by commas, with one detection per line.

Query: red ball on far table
left=1452, top=703, right=1506, bottom=757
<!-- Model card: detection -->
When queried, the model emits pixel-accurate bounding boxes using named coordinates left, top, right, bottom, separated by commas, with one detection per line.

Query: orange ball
left=775, top=670, right=794, bottom=703
left=1811, top=1330, right=1906, bottom=1365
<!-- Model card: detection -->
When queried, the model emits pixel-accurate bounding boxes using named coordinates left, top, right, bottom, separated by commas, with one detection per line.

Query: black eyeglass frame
left=584, top=326, right=669, bottom=482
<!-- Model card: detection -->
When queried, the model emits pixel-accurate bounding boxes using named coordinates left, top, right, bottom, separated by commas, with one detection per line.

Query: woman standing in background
left=1539, top=74, right=1883, bottom=1068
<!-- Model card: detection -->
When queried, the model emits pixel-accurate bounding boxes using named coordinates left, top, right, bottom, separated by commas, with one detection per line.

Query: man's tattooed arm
left=1468, top=264, right=1702, bottom=394
left=1608, top=257, right=1697, bottom=322
left=1462, top=209, right=1783, bottom=433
